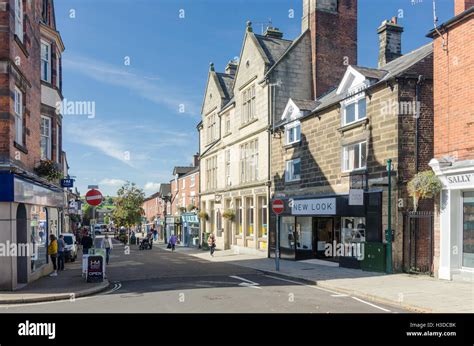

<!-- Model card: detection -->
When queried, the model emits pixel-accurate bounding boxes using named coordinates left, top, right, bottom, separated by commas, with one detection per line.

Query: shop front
left=0, top=172, right=65, bottom=290
left=270, top=191, right=383, bottom=267
left=181, top=213, right=200, bottom=247
left=165, top=216, right=182, bottom=245
left=430, top=160, right=474, bottom=280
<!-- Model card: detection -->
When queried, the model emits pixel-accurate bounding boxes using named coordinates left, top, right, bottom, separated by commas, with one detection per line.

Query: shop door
left=313, top=218, right=334, bottom=258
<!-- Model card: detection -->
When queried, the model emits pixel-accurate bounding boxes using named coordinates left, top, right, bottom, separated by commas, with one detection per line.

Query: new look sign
left=291, top=198, right=336, bottom=216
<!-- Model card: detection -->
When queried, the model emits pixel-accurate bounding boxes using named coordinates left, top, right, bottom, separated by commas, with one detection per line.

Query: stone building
left=198, top=0, right=357, bottom=254
left=0, top=0, right=66, bottom=289
left=270, top=18, right=434, bottom=273
left=428, top=0, right=474, bottom=280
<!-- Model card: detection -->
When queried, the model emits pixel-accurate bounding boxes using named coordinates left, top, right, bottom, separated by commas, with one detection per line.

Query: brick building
left=143, top=191, right=162, bottom=230
left=198, top=0, right=357, bottom=254
left=270, top=17, right=434, bottom=272
left=167, top=160, right=200, bottom=246
left=0, top=0, right=66, bottom=289
left=428, top=0, right=474, bottom=280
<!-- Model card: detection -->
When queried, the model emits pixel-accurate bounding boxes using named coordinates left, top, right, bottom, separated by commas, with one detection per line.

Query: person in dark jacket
left=81, top=232, right=93, bottom=255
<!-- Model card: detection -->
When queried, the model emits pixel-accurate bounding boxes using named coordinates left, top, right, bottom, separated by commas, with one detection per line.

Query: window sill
left=283, top=141, right=301, bottom=150
left=14, top=141, right=28, bottom=154
left=341, top=168, right=368, bottom=178
left=14, top=35, right=29, bottom=57
left=338, top=118, right=368, bottom=133
left=239, top=117, right=258, bottom=130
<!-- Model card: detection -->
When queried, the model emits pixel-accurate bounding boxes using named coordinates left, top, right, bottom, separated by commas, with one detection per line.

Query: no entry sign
left=85, top=189, right=103, bottom=207
left=272, top=199, right=284, bottom=215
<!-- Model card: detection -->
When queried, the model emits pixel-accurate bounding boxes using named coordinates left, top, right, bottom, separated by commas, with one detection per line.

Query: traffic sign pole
left=276, top=214, right=280, bottom=271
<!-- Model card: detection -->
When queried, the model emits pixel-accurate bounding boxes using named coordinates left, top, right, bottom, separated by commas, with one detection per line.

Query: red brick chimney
left=454, top=0, right=474, bottom=15
left=302, top=0, right=358, bottom=99
left=193, top=153, right=200, bottom=167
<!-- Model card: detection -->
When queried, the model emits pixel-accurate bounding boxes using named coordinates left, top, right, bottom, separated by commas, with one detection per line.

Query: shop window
left=258, top=196, right=268, bottom=238
left=31, top=206, right=47, bottom=271
left=280, top=216, right=295, bottom=249
left=295, top=217, right=312, bottom=250
left=246, top=197, right=254, bottom=237
left=463, top=192, right=474, bottom=268
left=236, top=199, right=243, bottom=235
left=341, top=217, right=366, bottom=258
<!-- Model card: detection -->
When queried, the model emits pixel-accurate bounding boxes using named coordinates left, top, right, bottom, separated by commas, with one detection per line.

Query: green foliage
left=34, top=160, right=63, bottom=181
left=408, top=170, right=442, bottom=211
left=112, top=182, right=145, bottom=228
left=104, top=215, right=110, bottom=225
left=187, top=204, right=197, bottom=212
left=198, top=211, right=209, bottom=220
left=222, top=209, right=235, bottom=220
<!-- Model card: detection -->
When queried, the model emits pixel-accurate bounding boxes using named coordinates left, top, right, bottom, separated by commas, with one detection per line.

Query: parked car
left=61, top=233, right=77, bottom=262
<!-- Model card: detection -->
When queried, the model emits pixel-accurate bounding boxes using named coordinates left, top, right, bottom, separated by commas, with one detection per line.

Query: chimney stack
left=193, top=153, right=200, bottom=167
left=225, top=60, right=238, bottom=75
left=263, top=26, right=284, bottom=39
left=454, top=0, right=474, bottom=15
left=377, top=17, right=404, bottom=68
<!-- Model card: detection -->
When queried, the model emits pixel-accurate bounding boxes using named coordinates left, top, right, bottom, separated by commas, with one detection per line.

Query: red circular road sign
left=272, top=199, right=285, bottom=215
left=85, top=189, right=103, bottom=207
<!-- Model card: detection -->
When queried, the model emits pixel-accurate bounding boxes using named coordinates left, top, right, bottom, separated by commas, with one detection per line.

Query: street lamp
left=163, top=192, right=172, bottom=244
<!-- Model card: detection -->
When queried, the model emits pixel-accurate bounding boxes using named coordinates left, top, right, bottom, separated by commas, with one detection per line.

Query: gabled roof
left=216, top=72, right=235, bottom=100
left=351, top=66, right=388, bottom=80
left=253, top=34, right=293, bottom=66
left=159, top=183, right=171, bottom=197
left=292, top=99, right=319, bottom=112
left=173, top=166, right=195, bottom=176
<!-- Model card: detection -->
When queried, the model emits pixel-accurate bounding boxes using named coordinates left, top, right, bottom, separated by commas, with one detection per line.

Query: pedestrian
left=100, top=234, right=113, bottom=265
left=57, top=234, right=65, bottom=271
left=48, top=234, right=58, bottom=276
left=153, top=227, right=158, bottom=241
left=207, top=233, right=216, bottom=257
left=169, top=234, right=177, bottom=251
left=81, top=231, right=93, bottom=255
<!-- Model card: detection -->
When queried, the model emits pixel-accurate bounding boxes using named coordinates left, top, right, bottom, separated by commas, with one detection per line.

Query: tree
left=104, top=215, right=110, bottom=225
left=112, top=182, right=145, bottom=228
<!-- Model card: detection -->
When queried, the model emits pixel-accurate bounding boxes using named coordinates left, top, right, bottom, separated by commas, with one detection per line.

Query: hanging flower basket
left=198, top=211, right=209, bottom=220
left=34, top=160, right=63, bottom=182
left=187, top=204, right=197, bottom=212
left=222, top=209, right=235, bottom=221
left=408, top=170, right=442, bottom=211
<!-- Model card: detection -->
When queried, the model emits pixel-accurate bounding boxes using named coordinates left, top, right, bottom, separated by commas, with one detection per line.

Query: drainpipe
left=415, top=75, right=424, bottom=173
left=267, top=81, right=273, bottom=258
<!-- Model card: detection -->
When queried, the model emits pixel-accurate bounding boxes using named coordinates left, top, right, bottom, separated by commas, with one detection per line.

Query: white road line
left=331, top=294, right=349, bottom=297
left=351, top=296, right=391, bottom=312
left=264, top=275, right=341, bottom=295
left=229, top=275, right=262, bottom=289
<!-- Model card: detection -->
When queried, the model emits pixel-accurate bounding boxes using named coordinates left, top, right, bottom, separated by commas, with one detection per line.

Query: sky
left=55, top=0, right=454, bottom=197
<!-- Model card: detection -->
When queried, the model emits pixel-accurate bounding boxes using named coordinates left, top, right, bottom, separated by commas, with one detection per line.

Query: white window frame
left=342, top=94, right=367, bottom=126
left=285, top=158, right=301, bottom=182
left=56, top=49, right=61, bottom=88
left=182, top=178, right=186, bottom=189
left=15, top=0, right=23, bottom=42
left=285, top=121, right=301, bottom=145
left=14, top=87, right=23, bottom=145
left=342, top=141, right=367, bottom=173
left=225, top=113, right=231, bottom=134
left=241, top=84, right=256, bottom=125
left=40, top=116, right=52, bottom=160
left=41, top=41, right=51, bottom=83
left=190, top=174, right=195, bottom=187
left=56, top=123, right=60, bottom=163
left=225, top=149, right=231, bottom=186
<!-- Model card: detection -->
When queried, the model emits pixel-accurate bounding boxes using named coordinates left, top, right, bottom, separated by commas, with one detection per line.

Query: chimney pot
left=263, top=26, right=284, bottom=39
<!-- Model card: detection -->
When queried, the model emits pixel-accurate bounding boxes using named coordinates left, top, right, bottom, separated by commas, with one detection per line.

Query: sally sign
left=291, top=198, right=336, bottom=216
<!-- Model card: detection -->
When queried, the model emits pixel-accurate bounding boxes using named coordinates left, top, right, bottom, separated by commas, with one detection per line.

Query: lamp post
left=386, top=159, right=393, bottom=274
left=163, top=192, right=172, bottom=244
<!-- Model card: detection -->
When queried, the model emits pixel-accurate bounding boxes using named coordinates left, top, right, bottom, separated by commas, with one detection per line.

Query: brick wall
left=0, top=0, right=43, bottom=171
left=433, top=13, right=474, bottom=161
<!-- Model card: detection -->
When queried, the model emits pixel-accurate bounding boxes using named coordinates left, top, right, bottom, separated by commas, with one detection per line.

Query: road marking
left=351, top=296, right=391, bottom=312
left=102, top=282, right=122, bottom=295
left=331, top=294, right=349, bottom=297
left=264, top=275, right=341, bottom=295
left=229, top=276, right=262, bottom=289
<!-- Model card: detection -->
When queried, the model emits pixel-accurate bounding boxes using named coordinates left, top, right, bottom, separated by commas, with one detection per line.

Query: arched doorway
left=16, top=204, right=28, bottom=284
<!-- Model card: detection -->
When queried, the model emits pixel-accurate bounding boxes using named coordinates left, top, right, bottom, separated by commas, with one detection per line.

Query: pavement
left=165, top=244, right=474, bottom=313
left=0, top=246, right=110, bottom=304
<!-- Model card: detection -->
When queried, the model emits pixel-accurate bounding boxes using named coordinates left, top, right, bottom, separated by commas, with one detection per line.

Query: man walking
left=100, top=234, right=113, bottom=265
left=57, top=235, right=66, bottom=271
left=207, top=233, right=216, bottom=257
left=81, top=231, right=93, bottom=255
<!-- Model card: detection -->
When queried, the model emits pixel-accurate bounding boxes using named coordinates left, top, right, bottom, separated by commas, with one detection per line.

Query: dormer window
left=285, top=121, right=301, bottom=145
left=15, top=0, right=23, bottom=42
left=342, top=95, right=366, bottom=126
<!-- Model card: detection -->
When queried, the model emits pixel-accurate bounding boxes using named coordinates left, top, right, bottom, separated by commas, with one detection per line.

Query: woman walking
left=100, top=234, right=113, bottom=265
left=48, top=234, right=58, bottom=276
left=169, top=234, right=177, bottom=252
left=207, top=233, right=216, bottom=257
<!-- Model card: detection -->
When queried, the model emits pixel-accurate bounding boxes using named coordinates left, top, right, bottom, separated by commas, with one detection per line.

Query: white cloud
left=144, top=182, right=160, bottom=192
left=100, top=178, right=126, bottom=187
left=63, top=55, right=200, bottom=116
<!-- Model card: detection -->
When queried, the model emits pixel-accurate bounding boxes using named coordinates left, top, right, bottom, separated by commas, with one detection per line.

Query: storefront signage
left=291, top=198, right=336, bottom=215
left=13, top=177, right=65, bottom=207
left=86, top=255, right=104, bottom=283
left=349, top=189, right=364, bottom=206
left=446, top=173, right=474, bottom=188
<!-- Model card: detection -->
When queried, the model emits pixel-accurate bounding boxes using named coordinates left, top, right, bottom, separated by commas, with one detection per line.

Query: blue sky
left=55, top=0, right=453, bottom=197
